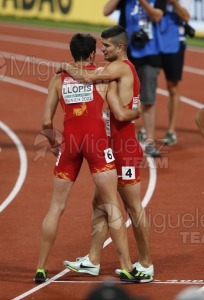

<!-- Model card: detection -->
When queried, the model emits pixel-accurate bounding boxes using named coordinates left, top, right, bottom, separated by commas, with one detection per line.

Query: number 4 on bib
left=122, top=167, right=135, bottom=180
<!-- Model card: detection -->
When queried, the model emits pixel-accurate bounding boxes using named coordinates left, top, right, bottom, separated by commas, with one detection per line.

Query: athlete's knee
left=167, top=81, right=179, bottom=96
left=50, top=202, right=67, bottom=218
left=92, top=191, right=101, bottom=208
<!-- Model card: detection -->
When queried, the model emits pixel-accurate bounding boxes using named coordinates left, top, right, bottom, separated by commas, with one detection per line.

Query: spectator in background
left=104, top=0, right=167, bottom=158
left=160, top=0, right=190, bottom=146
left=195, top=107, right=204, bottom=138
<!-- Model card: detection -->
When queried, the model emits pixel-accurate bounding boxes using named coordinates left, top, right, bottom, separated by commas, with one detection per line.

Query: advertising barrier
left=0, top=0, right=116, bottom=25
left=0, top=0, right=203, bottom=36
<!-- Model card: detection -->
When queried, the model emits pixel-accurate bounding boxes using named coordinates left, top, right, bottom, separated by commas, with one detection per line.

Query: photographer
left=104, top=0, right=191, bottom=150
left=104, top=0, right=167, bottom=157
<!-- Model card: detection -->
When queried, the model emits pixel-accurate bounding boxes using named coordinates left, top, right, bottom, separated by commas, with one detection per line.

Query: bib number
left=122, top=166, right=135, bottom=180
left=132, top=96, right=140, bottom=110
left=104, top=148, right=115, bottom=163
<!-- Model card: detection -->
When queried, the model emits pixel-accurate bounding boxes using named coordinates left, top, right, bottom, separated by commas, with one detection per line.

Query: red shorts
left=110, top=118, right=143, bottom=187
left=54, top=117, right=115, bottom=181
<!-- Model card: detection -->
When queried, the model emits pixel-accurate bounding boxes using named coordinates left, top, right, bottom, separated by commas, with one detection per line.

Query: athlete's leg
left=118, top=183, right=152, bottom=268
left=36, top=177, right=73, bottom=270
left=166, top=80, right=180, bottom=133
left=92, top=169, right=132, bottom=271
left=143, top=104, right=156, bottom=141
left=138, top=65, right=159, bottom=142
left=163, top=43, right=185, bottom=138
left=195, top=107, right=204, bottom=137
left=89, top=188, right=108, bottom=266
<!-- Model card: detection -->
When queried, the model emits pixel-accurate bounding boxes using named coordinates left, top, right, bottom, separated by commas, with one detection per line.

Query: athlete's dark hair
left=101, top=25, right=128, bottom=49
left=70, top=33, right=96, bottom=62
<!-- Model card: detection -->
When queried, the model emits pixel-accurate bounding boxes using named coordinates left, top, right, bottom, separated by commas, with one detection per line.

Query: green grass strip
left=0, top=15, right=108, bottom=33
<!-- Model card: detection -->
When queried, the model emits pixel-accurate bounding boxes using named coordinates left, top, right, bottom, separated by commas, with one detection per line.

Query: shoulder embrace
left=106, top=60, right=128, bottom=74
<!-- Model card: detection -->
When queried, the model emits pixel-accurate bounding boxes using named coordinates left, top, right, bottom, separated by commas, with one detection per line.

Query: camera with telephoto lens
left=183, top=22, right=195, bottom=38
left=131, top=29, right=149, bottom=47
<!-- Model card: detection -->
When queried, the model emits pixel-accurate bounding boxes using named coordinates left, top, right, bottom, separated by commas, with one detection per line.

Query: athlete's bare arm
left=107, top=81, right=141, bottom=122
left=56, top=59, right=135, bottom=84
left=168, top=0, right=190, bottom=22
left=42, top=75, right=61, bottom=155
left=103, top=0, right=121, bottom=16
left=42, top=75, right=60, bottom=130
left=139, top=0, right=164, bottom=23
left=56, top=62, right=111, bottom=82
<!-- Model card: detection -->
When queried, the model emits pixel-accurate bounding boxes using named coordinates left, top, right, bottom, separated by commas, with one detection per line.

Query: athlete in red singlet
left=107, top=60, right=143, bottom=186
left=34, top=33, right=147, bottom=284
left=62, top=26, right=154, bottom=282
left=54, top=70, right=115, bottom=181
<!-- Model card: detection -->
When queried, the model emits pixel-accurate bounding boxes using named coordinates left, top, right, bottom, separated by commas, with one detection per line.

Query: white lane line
left=0, top=121, right=27, bottom=213
left=52, top=280, right=204, bottom=285
left=3, top=76, right=48, bottom=94
left=16, top=276, right=193, bottom=299
left=12, top=278, right=204, bottom=287
left=0, top=35, right=102, bottom=56
left=184, top=66, right=204, bottom=76
left=0, top=76, right=47, bottom=214
left=142, top=157, right=157, bottom=208
left=1, top=50, right=204, bottom=77
left=0, top=34, right=69, bottom=50
left=53, top=280, right=133, bottom=284
left=154, top=281, right=204, bottom=285
left=12, top=269, right=69, bottom=300
left=1, top=50, right=59, bottom=65
left=157, top=88, right=204, bottom=108
left=1, top=23, right=204, bottom=54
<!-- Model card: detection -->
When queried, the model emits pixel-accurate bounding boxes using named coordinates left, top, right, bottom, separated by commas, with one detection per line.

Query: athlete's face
left=101, top=38, right=119, bottom=62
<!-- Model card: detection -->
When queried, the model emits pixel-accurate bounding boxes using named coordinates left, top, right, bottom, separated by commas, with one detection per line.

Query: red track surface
left=0, top=22, right=204, bottom=300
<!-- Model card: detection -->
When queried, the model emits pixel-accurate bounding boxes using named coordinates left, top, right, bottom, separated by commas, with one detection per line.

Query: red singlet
left=54, top=70, right=115, bottom=181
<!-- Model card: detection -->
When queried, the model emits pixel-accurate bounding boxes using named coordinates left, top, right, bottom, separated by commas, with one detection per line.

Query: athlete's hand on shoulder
left=55, top=62, right=74, bottom=74
left=55, top=62, right=66, bottom=74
